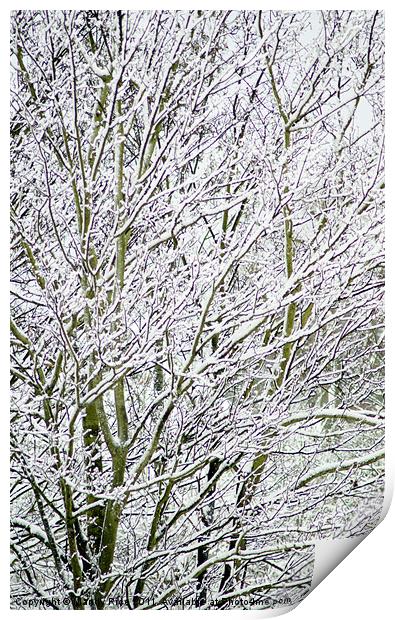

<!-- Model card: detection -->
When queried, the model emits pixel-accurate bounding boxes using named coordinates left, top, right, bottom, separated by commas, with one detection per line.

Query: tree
left=10, top=9, right=384, bottom=610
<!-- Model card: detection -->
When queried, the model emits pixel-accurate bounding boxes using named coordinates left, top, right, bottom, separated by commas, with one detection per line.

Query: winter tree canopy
left=10, top=9, right=384, bottom=610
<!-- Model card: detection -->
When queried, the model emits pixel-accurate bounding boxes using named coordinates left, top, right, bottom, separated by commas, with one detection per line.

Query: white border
left=1, top=3, right=393, bottom=619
